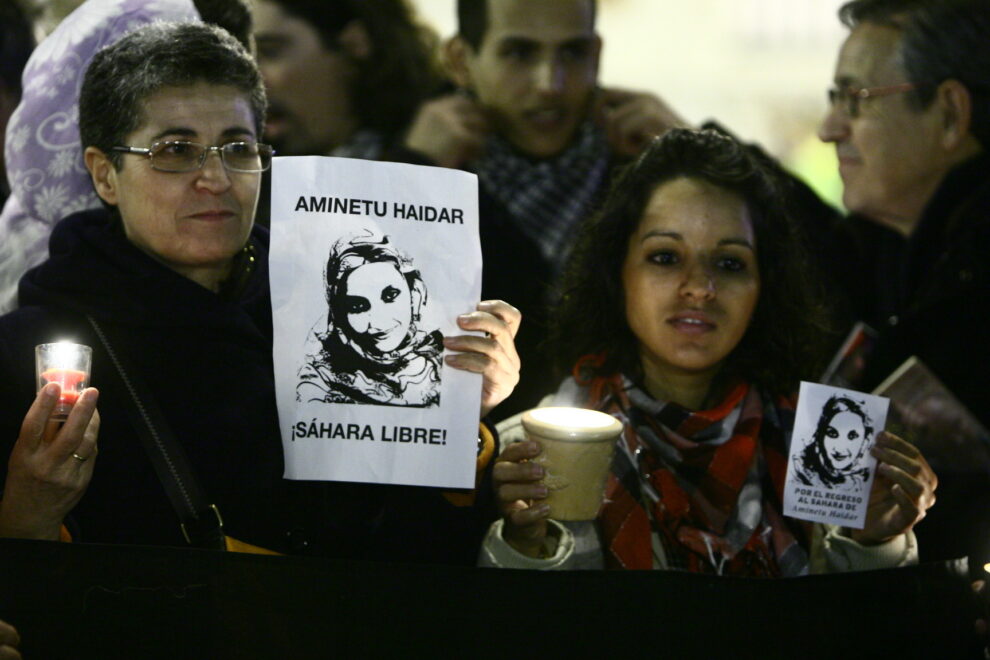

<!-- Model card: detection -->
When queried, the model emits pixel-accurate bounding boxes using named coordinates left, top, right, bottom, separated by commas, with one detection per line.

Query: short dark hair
left=272, top=0, right=442, bottom=140
left=0, top=0, right=33, bottom=95
left=79, top=22, right=266, bottom=169
left=839, top=0, right=990, bottom=148
left=192, top=0, right=254, bottom=51
left=550, top=128, right=834, bottom=397
left=457, top=0, right=598, bottom=51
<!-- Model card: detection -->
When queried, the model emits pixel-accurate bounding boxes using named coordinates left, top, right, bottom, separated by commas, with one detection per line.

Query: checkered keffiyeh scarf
left=576, top=360, right=809, bottom=577
left=473, top=122, right=609, bottom=274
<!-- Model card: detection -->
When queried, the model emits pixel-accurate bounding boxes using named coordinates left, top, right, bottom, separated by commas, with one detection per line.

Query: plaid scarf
left=473, top=122, right=610, bottom=274
left=575, top=359, right=809, bottom=576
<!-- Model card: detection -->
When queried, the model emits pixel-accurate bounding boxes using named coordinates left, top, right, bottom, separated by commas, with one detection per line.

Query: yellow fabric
left=224, top=535, right=282, bottom=555
left=443, top=422, right=496, bottom=507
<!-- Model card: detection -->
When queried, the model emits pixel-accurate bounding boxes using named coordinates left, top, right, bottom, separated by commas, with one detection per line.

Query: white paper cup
left=35, top=342, right=92, bottom=420
left=521, top=407, right=623, bottom=521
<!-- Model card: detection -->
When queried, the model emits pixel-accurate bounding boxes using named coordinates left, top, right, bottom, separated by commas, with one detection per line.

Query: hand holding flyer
left=269, top=156, right=484, bottom=489
left=784, top=382, right=890, bottom=528
left=784, top=381, right=937, bottom=539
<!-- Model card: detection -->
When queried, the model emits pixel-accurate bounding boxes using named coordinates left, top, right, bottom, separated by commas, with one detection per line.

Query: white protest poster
left=269, top=156, right=482, bottom=489
left=783, top=381, right=889, bottom=528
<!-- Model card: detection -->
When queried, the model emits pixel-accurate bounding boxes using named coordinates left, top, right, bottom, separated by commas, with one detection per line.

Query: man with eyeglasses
left=798, top=0, right=990, bottom=567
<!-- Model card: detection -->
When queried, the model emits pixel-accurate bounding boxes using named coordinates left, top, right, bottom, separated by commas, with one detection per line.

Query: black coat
left=797, top=153, right=990, bottom=565
left=0, top=210, right=496, bottom=564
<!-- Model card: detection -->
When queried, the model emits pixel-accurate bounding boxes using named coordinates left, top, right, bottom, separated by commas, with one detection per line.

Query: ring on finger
left=71, top=452, right=89, bottom=462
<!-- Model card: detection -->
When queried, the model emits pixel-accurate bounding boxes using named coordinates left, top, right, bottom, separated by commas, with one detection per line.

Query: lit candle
left=35, top=342, right=92, bottom=420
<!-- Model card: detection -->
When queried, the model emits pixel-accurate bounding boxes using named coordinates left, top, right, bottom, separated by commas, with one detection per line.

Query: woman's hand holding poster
left=784, top=382, right=890, bottom=528
left=269, top=156, right=482, bottom=489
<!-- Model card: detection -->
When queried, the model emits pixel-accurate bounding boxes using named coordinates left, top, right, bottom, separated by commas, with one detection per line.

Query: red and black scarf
left=575, top=357, right=810, bottom=577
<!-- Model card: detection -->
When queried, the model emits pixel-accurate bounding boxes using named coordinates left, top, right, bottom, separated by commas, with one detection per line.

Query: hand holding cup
left=494, top=407, right=622, bottom=557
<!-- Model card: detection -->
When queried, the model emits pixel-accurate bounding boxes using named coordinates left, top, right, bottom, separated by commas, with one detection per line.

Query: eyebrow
left=640, top=230, right=755, bottom=250
left=149, top=126, right=256, bottom=142
left=497, top=36, right=539, bottom=49
left=559, top=36, right=596, bottom=50
left=497, top=34, right=595, bottom=50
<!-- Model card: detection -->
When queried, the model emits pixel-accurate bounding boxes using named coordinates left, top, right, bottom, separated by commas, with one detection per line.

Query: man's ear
left=337, top=19, right=372, bottom=60
left=444, top=36, right=473, bottom=89
left=84, top=146, right=119, bottom=206
left=935, top=78, right=973, bottom=151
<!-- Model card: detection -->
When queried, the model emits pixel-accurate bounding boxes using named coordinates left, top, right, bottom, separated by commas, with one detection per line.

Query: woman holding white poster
left=0, top=21, right=519, bottom=565
left=483, top=129, right=937, bottom=575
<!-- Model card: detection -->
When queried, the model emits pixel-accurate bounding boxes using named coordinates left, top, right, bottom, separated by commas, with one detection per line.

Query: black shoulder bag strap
left=86, top=314, right=226, bottom=550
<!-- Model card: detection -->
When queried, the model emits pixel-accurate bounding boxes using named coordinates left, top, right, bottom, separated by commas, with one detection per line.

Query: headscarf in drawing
left=298, top=232, right=442, bottom=407
left=795, top=395, right=874, bottom=489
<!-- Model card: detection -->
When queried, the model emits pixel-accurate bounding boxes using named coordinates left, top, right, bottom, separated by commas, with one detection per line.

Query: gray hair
left=839, top=0, right=990, bottom=148
left=79, top=21, right=267, bottom=169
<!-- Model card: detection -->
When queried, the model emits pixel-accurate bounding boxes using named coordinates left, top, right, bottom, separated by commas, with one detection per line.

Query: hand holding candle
left=35, top=342, right=92, bottom=420
left=0, top=382, right=100, bottom=540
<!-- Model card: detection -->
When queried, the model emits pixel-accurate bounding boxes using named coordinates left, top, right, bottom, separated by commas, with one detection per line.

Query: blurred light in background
left=19, top=0, right=847, bottom=210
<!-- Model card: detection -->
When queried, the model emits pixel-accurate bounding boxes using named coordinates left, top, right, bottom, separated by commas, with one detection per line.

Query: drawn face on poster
left=297, top=232, right=443, bottom=408
left=796, top=395, right=874, bottom=491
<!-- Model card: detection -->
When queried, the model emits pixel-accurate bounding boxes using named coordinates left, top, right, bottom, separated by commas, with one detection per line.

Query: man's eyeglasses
left=111, top=141, right=274, bottom=173
left=826, top=82, right=918, bottom=118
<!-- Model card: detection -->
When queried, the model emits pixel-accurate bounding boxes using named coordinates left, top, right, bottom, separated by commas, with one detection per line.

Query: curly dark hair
left=550, top=128, right=834, bottom=397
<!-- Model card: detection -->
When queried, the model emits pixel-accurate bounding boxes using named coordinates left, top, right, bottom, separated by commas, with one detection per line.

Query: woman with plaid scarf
left=481, top=129, right=937, bottom=575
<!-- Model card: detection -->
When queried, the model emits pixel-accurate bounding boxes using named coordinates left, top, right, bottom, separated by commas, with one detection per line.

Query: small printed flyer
left=783, top=381, right=890, bottom=528
left=269, top=156, right=482, bottom=489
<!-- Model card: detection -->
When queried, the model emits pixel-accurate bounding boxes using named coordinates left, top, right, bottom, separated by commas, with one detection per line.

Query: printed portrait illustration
left=792, top=395, right=874, bottom=492
left=297, top=232, right=443, bottom=407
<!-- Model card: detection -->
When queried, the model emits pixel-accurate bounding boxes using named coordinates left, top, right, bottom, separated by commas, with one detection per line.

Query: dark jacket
left=837, top=155, right=990, bottom=565
left=786, top=152, right=990, bottom=565
left=0, top=210, right=496, bottom=564
left=838, top=155, right=990, bottom=419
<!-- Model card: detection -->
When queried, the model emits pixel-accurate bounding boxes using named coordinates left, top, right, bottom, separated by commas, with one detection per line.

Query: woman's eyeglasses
left=111, top=141, right=274, bottom=173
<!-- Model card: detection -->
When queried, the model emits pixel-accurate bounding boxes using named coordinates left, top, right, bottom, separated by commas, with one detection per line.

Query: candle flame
left=528, top=407, right=618, bottom=430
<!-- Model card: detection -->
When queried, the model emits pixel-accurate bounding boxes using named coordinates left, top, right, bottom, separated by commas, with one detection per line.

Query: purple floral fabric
left=0, top=0, right=199, bottom=312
